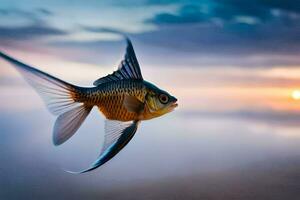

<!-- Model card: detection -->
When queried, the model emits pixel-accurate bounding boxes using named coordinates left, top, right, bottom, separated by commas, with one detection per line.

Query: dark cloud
left=0, top=7, right=61, bottom=44
left=145, top=0, right=202, bottom=5
left=145, top=0, right=300, bottom=15
left=135, top=22, right=300, bottom=55
left=82, top=26, right=125, bottom=35
left=137, top=1, right=300, bottom=62
left=36, top=8, right=53, bottom=16
left=253, top=0, right=300, bottom=14
left=146, top=4, right=211, bottom=25
left=2, top=1, right=296, bottom=68
left=0, top=8, right=53, bottom=23
left=55, top=20, right=300, bottom=68
left=146, top=0, right=300, bottom=26
left=214, top=1, right=270, bottom=22
left=0, top=8, right=38, bottom=22
left=0, top=23, right=67, bottom=40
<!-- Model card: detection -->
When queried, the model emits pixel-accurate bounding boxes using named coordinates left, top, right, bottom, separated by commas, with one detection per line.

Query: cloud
left=214, top=1, right=270, bottom=22
left=0, top=8, right=64, bottom=43
left=52, top=20, right=300, bottom=68
left=146, top=4, right=211, bottom=25
left=145, top=0, right=300, bottom=14
left=136, top=1, right=300, bottom=62
left=36, top=8, right=53, bottom=16
left=253, top=0, right=300, bottom=14
left=0, top=23, right=68, bottom=41
left=145, top=0, right=206, bottom=6
left=146, top=0, right=300, bottom=26
left=2, top=1, right=300, bottom=69
left=0, top=8, right=53, bottom=23
left=81, top=26, right=125, bottom=35
left=135, top=21, right=300, bottom=56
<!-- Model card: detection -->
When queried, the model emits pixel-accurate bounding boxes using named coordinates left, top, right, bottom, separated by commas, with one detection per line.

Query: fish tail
left=0, top=51, right=93, bottom=145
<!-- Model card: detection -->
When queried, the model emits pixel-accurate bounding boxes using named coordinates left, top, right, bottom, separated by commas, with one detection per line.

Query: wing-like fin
left=67, top=120, right=140, bottom=174
left=93, top=37, right=143, bottom=86
left=0, top=51, right=93, bottom=145
left=0, top=51, right=80, bottom=116
left=123, top=95, right=144, bottom=113
left=53, top=105, right=93, bottom=145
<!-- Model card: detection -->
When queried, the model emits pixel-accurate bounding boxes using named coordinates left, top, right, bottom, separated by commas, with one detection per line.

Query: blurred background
left=1, top=0, right=300, bottom=199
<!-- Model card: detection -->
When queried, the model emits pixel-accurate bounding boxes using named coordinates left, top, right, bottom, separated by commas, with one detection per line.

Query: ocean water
left=1, top=95, right=300, bottom=199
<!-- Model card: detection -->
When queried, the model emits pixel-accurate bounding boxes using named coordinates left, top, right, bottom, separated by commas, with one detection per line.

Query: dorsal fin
left=93, top=37, right=143, bottom=86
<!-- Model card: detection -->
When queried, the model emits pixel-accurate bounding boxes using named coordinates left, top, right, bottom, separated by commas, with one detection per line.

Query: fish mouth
left=169, top=101, right=178, bottom=111
left=171, top=102, right=178, bottom=108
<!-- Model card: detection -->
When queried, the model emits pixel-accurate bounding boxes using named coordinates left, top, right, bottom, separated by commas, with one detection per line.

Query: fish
left=0, top=36, right=178, bottom=173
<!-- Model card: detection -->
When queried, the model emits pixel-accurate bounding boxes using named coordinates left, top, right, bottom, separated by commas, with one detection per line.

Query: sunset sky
left=1, top=1, right=300, bottom=199
left=1, top=0, right=300, bottom=114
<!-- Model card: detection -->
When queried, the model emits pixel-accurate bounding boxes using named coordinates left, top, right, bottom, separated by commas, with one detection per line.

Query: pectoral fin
left=66, top=120, right=140, bottom=174
left=123, top=95, right=144, bottom=113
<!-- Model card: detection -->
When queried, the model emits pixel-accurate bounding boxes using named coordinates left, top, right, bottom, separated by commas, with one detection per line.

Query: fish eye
left=159, top=94, right=169, bottom=104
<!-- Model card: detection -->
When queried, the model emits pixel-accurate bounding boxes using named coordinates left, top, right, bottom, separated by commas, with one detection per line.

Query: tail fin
left=0, top=51, right=93, bottom=145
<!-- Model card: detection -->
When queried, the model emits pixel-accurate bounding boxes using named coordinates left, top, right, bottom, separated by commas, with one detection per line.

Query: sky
left=1, top=0, right=300, bottom=199
left=1, top=0, right=300, bottom=114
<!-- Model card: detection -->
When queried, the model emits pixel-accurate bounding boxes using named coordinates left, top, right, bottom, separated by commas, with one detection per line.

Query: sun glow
left=292, top=90, right=300, bottom=100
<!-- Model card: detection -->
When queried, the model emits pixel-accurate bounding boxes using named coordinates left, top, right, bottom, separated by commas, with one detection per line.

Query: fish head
left=144, top=81, right=178, bottom=118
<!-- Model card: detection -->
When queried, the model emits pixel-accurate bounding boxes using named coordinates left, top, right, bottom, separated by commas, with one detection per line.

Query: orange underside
left=97, top=95, right=139, bottom=121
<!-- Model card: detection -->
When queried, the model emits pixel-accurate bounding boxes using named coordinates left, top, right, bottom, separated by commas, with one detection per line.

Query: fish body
left=0, top=36, right=177, bottom=173
left=79, top=80, right=177, bottom=121
left=85, top=80, right=146, bottom=121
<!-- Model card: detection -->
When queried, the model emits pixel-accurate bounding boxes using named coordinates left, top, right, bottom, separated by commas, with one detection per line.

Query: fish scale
left=84, top=80, right=146, bottom=121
